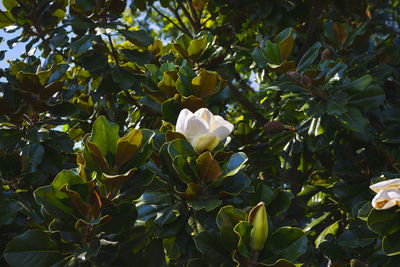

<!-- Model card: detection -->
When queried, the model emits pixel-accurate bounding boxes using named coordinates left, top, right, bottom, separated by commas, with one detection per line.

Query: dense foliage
left=1, top=0, right=400, bottom=266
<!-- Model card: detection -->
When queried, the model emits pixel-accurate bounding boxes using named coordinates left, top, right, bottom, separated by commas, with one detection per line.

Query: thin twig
left=107, top=33, right=120, bottom=67
left=186, top=0, right=201, bottom=33
left=175, top=0, right=198, bottom=33
left=151, top=4, right=193, bottom=38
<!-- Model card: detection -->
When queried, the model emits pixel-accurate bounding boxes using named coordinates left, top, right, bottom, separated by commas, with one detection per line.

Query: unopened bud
left=248, top=202, right=268, bottom=251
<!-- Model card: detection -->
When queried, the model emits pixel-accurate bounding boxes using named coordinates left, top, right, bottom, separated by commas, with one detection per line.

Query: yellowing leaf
left=115, top=129, right=143, bottom=168
left=181, top=94, right=206, bottom=111
left=279, top=28, right=295, bottom=61
left=197, top=151, right=222, bottom=183
left=192, top=70, right=218, bottom=98
left=102, top=169, right=135, bottom=195
left=86, top=140, right=110, bottom=171
left=158, top=71, right=179, bottom=97
left=333, top=22, right=347, bottom=49
left=193, top=0, right=208, bottom=10
left=188, top=36, right=208, bottom=60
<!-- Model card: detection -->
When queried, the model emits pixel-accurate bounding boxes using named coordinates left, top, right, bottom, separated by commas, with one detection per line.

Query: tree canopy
left=1, top=0, right=400, bottom=266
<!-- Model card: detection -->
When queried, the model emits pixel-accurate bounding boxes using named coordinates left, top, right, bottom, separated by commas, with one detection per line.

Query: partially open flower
left=176, top=108, right=234, bottom=154
left=370, top=178, right=400, bottom=210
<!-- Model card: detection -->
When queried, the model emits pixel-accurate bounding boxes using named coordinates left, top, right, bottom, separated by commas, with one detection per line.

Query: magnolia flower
left=370, top=178, right=400, bottom=210
left=176, top=108, right=234, bottom=154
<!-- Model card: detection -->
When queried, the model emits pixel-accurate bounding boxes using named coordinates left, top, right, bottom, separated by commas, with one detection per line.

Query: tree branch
left=166, top=6, right=193, bottom=38
left=219, top=72, right=268, bottom=126
left=186, top=0, right=201, bottom=33
left=175, top=0, right=199, bottom=34
left=107, top=33, right=120, bottom=67
left=151, top=4, right=193, bottom=38
left=298, top=0, right=331, bottom=58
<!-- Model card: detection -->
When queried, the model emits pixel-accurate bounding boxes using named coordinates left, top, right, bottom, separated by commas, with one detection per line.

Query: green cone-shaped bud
left=248, top=202, right=268, bottom=251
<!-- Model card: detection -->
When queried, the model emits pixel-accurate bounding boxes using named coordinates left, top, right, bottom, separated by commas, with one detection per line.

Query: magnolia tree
left=1, top=0, right=400, bottom=266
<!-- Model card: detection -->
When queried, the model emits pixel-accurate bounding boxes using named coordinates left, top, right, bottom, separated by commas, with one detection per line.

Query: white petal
left=211, top=115, right=234, bottom=133
left=185, top=116, right=209, bottom=142
left=194, top=108, right=213, bottom=127
left=370, top=178, right=400, bottom=193
left=176, top=109, right=193, bottom=134
left=372, top=189, right=400, bottom=210
left=211, top=126, right=232, bottom=140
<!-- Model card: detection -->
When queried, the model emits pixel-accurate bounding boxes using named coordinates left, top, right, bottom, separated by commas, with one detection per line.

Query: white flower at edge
left=370, top=178, right=400, bottom=210
left=176, top=108, right=234, bottom=154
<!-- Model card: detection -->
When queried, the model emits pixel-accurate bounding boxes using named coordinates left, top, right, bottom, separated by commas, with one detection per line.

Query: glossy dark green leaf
left=119, top=29, right=154, bottom=47
left=80, top=52, right=108, bottom=71
left=193, top=230, right=231, bottom=263
left=233, top=221, right=252, bottom=258
left=70, top=34, right=95, bottom=55
left=161, top=98, right=180, bottom=124
left=296, top=42, right=322, bottom=73
left=315, top=221, right=339, bottom=248
left=3, top=230, right=64, bottom=267
left=121, top=49, right=155, bottom=66
left=337, top=107, right=368, bottom=133
left=221, top=152, right=248, bottom=177
left=367, top=209, right=400, bottom=236
left=262, top=227, right=307, bottom=263
left=382, top=231, right=400, bottom=256
left=216, top=205, right=246, bottom=250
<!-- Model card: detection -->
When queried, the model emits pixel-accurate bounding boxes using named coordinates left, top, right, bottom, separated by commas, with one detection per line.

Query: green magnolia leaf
left=382, top=231, right=400, bottom=256
left=296, top=42, right=322, bottom=73
left=173, top=155, right=198, bottom=184
left=216, top=206, right=246, bottom=250
left=337, top=107, right=368, bottom=133
left=194, top=230, right=231, bottom=263
left=2, top=0, right=18, bottom=10
left=119, top=29, right=154, bottom=47
left=111, top=67, right=140, bottom=90
left=262, top=227, right=307, bottom=263
left=0, top=10, right=14, bottom=28
left=70, top=34, right=95, bottom=55
left=264, top=40, right=281, bottom=65
left=303, top=212, right=331, bottom=232
left=80, top=52, right=108, bottom=71
left=253, top=47, right=268, bottom=67
left=315, top=221, right=339, bottom=248
left=0, top=195, right=22, bottom=225
left=89, top=116, right=120, bottom=163
left=161, top=98, right=181, bottom=124
left=189, top=198, right=222, bottom=212
left=121, top=49, right=155, bottom=66
left=233, top=221, right=252, bottom=258
left=3, top=230, right=64, bottom=267
left=34, top=185, right=77, bottom=219
left=168, top=139, right=196, bottom=160
left=221, top=152, right=248, bottom=177
left=367, top=209, right=400, bottom=236
left=267, top=191, right=292, bottom=217
left=345, top=74, right=373, bottom=91
left=348, top=85, right=385, bottom=112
